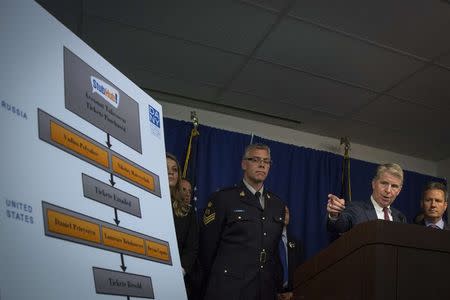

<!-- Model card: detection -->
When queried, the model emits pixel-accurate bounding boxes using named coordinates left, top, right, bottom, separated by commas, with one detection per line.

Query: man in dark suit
left=327, top=163, right=407, bottom=234
left=276, top=206, right=302, bottom=300
left=200, top=143, right=285, bottom=300
left=419, top=181, right=449, bottom=230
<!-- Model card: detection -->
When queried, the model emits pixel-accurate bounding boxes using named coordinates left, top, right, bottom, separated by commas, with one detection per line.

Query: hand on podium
left=277, top=291, right=293, bottom=300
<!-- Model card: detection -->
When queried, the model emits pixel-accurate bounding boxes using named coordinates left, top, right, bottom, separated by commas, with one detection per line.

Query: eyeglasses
left=244, top=157, right=272, bottom=165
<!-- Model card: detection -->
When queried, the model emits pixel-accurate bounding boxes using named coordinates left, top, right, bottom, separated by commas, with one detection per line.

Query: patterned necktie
left=278, top=237, right=288, bottom=287
left=383, top=207, right=390, bottom=221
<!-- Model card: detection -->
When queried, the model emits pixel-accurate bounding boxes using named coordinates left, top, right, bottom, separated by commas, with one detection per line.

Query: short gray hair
left=373, top=163, right=404, bottom=184
left=242, top=143, right=271, bottom=160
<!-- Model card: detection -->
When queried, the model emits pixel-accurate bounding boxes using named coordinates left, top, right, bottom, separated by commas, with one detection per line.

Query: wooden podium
left=294, top=220, right=450, bottom=299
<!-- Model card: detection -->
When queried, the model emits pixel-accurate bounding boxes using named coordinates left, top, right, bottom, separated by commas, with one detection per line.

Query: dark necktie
left=255, top=191, right=262, bottom=209
left=428, top=224, right=441, bottom=229
left=278, top=237, right=288, bottom=287
left=383, top=207, right=390, bottom=221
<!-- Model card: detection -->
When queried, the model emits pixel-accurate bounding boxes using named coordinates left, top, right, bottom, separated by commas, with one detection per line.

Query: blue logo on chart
left=148, top=104, right=161, bottom=138
left=149, top=105, right=160, bottom=128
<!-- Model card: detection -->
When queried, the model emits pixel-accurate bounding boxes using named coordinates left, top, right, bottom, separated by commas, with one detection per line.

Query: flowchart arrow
left=120, top=253, right=127, bottom=272
left=114, top=208, right=120, bottom=225
left=110, top=174, right=116, bottom=186
left=106, top=133, right=112, bottom=148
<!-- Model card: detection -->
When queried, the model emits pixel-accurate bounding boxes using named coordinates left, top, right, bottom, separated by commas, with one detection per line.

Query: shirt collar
left=243, top=179, right=264, bottom=196
left=425, top=218, right=444, bottom=229
left=371, top=195, right=390, bottom=212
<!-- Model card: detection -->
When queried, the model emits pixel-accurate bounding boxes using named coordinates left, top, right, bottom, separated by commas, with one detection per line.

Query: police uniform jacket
left=200, top=182, right=285, bottom=300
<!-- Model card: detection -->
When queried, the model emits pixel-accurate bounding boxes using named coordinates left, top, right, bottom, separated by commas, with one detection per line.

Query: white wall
left=159, top=100, right=439, bottom=177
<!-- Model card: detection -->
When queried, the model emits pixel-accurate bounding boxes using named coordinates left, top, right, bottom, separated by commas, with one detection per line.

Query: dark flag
left=182, top=111, right=200, bottom=211
left=340, top=137, right=352, bottom=202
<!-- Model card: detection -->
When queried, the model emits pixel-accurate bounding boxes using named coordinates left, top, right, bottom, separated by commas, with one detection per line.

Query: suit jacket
left=275, top=229, right=303, bottom=294
left=418, top=219, right=450, bottom=230
left=327, top=199, right=407, bottom=234
left=200, top=182, right=285, bottom=300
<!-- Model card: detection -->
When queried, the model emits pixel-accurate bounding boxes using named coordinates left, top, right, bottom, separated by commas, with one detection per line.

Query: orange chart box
left=42, top=202, right=172, bottom=265
left=112, top=155, right=155, bottom=192
left=38, top=110, right=161, bottom=197
left=50, top=121, right=109, bottom=168
left=47, top=209, right=101, bottom=244
left=102, top=226, right=146, bottom=255
left=146, top=240, right=170, bottom=262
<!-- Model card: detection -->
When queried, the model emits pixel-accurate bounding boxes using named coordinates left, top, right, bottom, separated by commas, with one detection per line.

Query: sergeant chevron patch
left=203, top=202, right=216, bottom=225
left=203, top=212, right=216, bottom=225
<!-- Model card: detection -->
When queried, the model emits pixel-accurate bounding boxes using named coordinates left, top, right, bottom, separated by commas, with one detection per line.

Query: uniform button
left=260, top=265, right=264, bottom=269
left=263, top=232, right=267, bottom=236
left=262, top=216, right=265, bottom=220
left=238, top=216, right=241, bottom=219
left=224, top=269, right=228, bottom=273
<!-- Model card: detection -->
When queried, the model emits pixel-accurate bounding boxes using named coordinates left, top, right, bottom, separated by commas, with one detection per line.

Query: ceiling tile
left=219, top=92, right=449, bottom=160
left=389, top=65, right=450, bottom=111
left=36, top=0, right=82, bottom=35
left=122, top=67, right=221, bottom=102
left=437, top=51, right=450, bottom=69
left=256, top=17, right=424, bottom=91
left=84, top=17, right=245, bottom=87
left=85, top=0, right=278, bottom=54
left=289, top=0, right=450, bottom=59
left=219, top=91, right=315, bottom=124
left=240, top=0, right=290, bottom=12
left=230, top=60, right=376, bottom=116
left=352, top=95, right=450, bottom=134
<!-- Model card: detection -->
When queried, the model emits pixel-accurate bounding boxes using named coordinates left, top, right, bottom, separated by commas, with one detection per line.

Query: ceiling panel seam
left=85, top=14, right=250, bottom=57
left=214, top=0, right=298, bottom=99
left=286, top=14, right=433, bottom=63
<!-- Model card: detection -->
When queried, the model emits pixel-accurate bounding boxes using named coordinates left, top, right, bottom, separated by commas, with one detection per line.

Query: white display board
left=0, top=1, right=186, bottom=299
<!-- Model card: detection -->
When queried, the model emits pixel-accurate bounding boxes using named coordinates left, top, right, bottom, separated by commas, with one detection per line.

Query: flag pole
left=340, top=137, right=352, bottom=202
left=182, top=111, right=199, bottom=178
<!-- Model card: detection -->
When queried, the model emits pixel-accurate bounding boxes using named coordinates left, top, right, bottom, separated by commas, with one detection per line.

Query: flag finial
left=191, top=111, right=199, bottom=128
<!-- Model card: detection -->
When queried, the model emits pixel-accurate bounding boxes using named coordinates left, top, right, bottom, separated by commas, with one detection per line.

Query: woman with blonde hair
left=166, top=153, right=199, bottom=298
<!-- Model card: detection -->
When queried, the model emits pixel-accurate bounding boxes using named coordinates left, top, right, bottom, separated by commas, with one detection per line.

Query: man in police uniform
left=200, top=143, right=285, bottom=300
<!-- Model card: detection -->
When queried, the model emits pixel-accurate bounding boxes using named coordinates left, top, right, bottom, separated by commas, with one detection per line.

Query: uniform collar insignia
left=267, top=194, right=270, bottom=199
left=240, top=191, right=245, bottom=197
left=288, top=241, right=295, bottom=248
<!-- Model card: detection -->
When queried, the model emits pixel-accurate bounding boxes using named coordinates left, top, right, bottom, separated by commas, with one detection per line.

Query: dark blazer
left=327, top=199, right=407, bottom=234
left=275, top=229, right=303, bottom=294
left=200, top=182, right=285, bottom=300
left=418, top=219, right=450, bottom=230
left=173, top=205, right=199, bottom=274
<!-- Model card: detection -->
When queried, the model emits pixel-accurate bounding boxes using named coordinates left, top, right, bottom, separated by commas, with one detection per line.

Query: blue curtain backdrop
left=163, top=117, right=445, bottom=260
